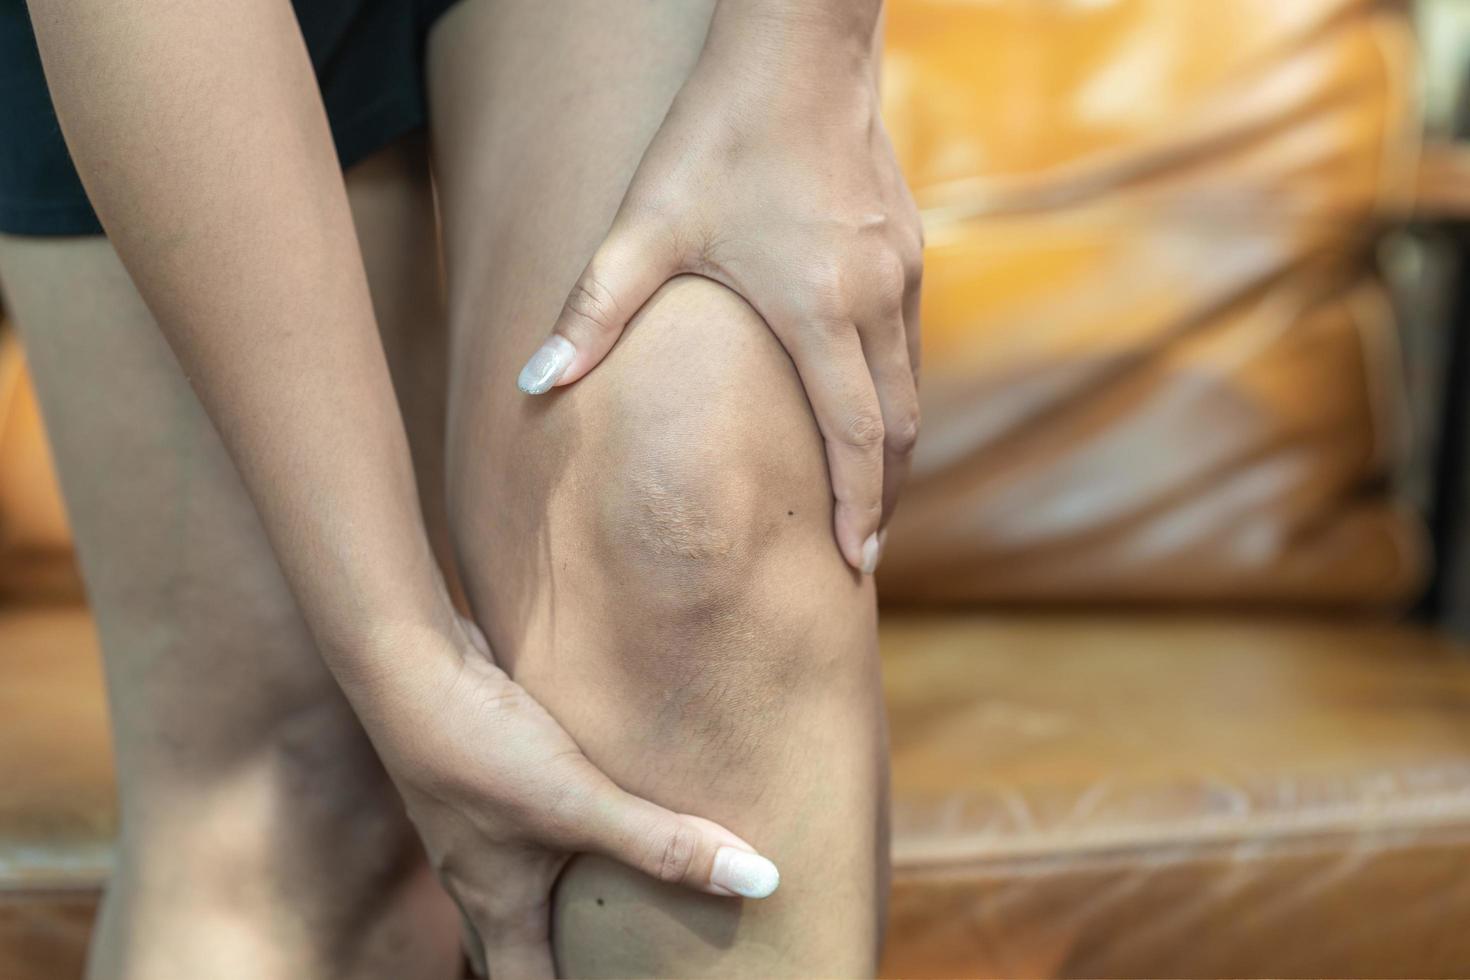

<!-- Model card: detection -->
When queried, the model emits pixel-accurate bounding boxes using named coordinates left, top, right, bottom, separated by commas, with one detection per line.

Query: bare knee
left=560, top=277, right=861, bottom=696
left=540, top=279, right=882, bottom=974
left=449, top=279, right=882, bottom=976
left=592, top=281, right=827, bottom=552
left=451, top=275, right=871, bottom=740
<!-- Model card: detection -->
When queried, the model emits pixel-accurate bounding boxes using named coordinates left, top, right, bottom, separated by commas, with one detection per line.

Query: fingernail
left=516, top=335, right=576, bottom=394
left=711, top=846, right=780, bottom=899
left=860, top=532, right=881, bottom=575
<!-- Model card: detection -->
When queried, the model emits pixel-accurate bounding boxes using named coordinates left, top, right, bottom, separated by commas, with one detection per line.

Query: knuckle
left=887, top=410, right=921, bottom=455
left=844, top=411, right=886, bottom=450
left=653, top=822, right=700, bottom=884
left=564, top=274, right=620, bottom=334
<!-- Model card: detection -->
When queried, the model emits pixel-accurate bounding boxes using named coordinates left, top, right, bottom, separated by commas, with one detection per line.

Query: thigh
left=427, top=0, right=712, bottom=412
left=0, top=136, right=457, bottom=976
left=427, top=0, right=716, bottom=649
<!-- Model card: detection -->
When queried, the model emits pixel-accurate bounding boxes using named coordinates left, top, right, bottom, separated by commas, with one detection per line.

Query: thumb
left=581, top=784, right=780, bottom=900
left=516, top=221, right=673, bottom=394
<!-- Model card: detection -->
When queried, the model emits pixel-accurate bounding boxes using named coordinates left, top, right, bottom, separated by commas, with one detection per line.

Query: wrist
left=704, top=0, right=879, bottom=84
left=314, top=584, right=466, bottom=699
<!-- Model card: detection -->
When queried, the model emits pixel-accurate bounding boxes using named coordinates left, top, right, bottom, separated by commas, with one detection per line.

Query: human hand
left=361, top=618, right=779, bottom=978
left=515, top=2, right=922, bottom=575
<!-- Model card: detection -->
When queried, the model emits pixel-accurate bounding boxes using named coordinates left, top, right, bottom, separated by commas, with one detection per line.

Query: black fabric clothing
left=0, top=0, right=458, bottom=235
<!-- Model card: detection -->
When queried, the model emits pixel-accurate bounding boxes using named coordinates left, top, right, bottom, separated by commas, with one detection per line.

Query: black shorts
left=0, top=0, right=457, bottom=235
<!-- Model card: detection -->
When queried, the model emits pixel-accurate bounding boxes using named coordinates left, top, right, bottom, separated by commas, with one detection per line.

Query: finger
left=578, top=784, right=780, bottom=899
left=778, top=316, right=886, bottom=573
left=860, top=308, right=920, bottom=534
left=902, top=244, right=923, bottom=395
left=516, top=220, right=673, bottom=394
left=871, top=244, right=924, bottom=571
left=898, top=255, right=923, bottom=528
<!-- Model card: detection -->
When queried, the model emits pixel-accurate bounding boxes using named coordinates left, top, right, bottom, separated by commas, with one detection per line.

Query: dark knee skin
left=450, top=276, right=886, bottom=977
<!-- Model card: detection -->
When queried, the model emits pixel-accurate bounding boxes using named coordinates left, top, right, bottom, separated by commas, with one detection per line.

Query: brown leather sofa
left=7, top=0, right=1470, bottom=977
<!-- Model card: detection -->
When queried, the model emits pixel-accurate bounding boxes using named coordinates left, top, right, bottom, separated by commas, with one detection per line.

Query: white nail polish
left=711, top=847, right=780, bottom=899
left=517, top=335, right=576, bottom=394
left=860, top=532, right=881, bottom=575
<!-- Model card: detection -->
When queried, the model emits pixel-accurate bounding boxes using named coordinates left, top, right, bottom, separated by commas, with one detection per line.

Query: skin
left=12, top=0, right=915, bottom=974
left=522, top=0, right=924, bottom=574
left=0, top=138, right=463, bottom=980
left=430, top=2, right=888, bottom=973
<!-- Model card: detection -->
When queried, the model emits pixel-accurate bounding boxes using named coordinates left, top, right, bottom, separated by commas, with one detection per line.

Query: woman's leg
left=427, top=3, right=888, bottom=975
left=0, top=136, right=461, bottom=980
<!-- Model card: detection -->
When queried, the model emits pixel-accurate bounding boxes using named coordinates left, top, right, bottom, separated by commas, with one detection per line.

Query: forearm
left=27, top=0, right=456, bottom=679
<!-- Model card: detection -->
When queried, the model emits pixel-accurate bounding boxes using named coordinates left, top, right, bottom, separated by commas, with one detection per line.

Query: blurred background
left=6, top=0, right=1470, bottom=976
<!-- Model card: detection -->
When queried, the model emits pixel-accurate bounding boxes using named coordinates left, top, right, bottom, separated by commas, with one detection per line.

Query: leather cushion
left=881, top=612, right=1470, bottom=977
left=877, top=0, right=1425, bottom=605
left=0, top=330, right=71, bottom=556
left=0, top=606, right=114, bottom=891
